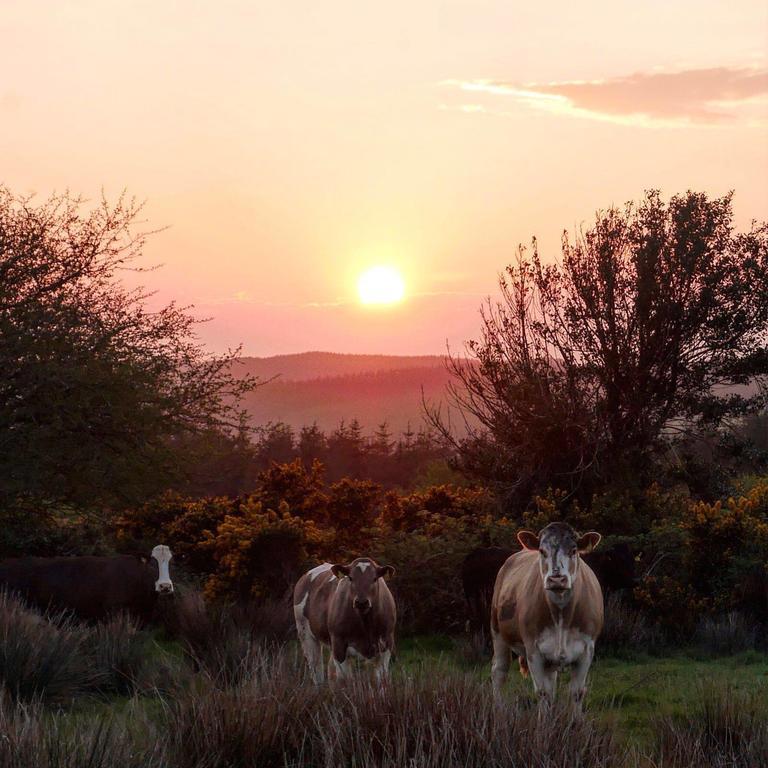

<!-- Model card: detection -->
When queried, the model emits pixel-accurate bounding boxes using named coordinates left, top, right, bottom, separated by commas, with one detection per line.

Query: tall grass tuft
left=654, top=684, right=768, bottom=767
left=86, top=612, right=152, bottom=695
left=0, top=590, right=103, bottom=703
left=169, top=591, right=292, bottom=685
left=167, top=644, right=625, bottom=768
left=693, top=613, right=760, bottom=656
left=0, top=695, right=165, bottom=768
left=599, top=593, right=663, bottom=657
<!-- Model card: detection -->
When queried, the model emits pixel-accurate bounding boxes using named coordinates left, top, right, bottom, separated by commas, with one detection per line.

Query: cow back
left=0, top=556, right=157, bottom=621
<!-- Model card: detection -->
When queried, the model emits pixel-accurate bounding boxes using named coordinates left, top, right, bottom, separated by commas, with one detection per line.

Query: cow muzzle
left=545, top=575, right=570, bottom=593
left=353, top=598, right=372, bottom=613
left=156, top=582, right=174, bottom=595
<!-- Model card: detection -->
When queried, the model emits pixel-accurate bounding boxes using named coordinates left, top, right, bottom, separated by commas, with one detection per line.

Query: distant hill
left=235, top=353, right=461, bottom=435
left=236, top=352, right=447, bottom=382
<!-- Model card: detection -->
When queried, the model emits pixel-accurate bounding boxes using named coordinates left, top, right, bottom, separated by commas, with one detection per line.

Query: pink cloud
left=451, top=67, right=768, bottom=125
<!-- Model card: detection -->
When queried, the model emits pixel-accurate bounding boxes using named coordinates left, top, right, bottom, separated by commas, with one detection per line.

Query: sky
left=2, top=1, right=767, bottom=356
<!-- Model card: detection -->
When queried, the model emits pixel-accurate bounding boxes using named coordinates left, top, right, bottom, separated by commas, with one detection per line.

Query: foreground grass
left=0, top=589, right=766, bottom=767
left=397, top=635, right=768, bottom=748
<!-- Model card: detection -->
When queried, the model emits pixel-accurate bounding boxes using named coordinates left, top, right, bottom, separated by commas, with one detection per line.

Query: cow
left=293, top=558, right=396, bottom=684
left=490, top=523, right=603, bottom=717
left=463, top=541, right=634, bottom=640
left=0, top=545, right=174, bottom=622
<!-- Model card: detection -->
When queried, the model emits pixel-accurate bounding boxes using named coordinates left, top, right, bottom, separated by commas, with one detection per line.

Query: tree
left=298, top=423, right=328, bottom=469
left=254, top=422, right=296, bottom=467
left=0, top=187, right=258, bottom=508
left=428, top=191, right=768, bottom=503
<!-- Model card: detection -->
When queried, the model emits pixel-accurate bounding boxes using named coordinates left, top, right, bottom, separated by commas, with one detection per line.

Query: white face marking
left=539, top=543, right=576, bottom=593
left=308, top=563, right=332, bottom=581
left=356, top=562, right=370, bottom=573
left=151, top=545, right=173, bottom=593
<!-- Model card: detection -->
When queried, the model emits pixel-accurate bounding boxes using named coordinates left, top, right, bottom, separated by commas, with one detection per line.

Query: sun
left=357, top=265, right=405, bottom=306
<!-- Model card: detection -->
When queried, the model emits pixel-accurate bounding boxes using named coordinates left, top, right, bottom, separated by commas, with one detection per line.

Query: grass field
left=1, top=591, right=766, bottom=767
left=397, top=635, right=768, bottom=748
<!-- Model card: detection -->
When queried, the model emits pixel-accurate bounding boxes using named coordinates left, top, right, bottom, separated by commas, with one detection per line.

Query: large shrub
left=202, top=499, right=329, bottom=600
left=682, top=482, right=768, bottom=618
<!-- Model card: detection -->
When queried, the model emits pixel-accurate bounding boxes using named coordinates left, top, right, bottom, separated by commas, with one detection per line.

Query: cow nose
left=157, top=583, right=174, bottom=594
left=353, top=598, right=371, bottom=612
left=546, top=575, right=569, bottom=590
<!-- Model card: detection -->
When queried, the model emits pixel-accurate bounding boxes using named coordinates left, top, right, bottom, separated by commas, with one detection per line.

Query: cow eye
left=570, top=549, right=577, bottom=556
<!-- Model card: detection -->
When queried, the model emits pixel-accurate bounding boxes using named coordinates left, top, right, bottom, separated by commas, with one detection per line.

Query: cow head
left=331, top=558, right=395, bottom=615
left=517, top=523, right=600, bottom=606
left=151, top=545, right=174, bottom=594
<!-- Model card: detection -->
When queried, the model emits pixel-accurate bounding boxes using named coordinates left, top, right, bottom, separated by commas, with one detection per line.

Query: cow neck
left=356, top=580, right=379, bottom=650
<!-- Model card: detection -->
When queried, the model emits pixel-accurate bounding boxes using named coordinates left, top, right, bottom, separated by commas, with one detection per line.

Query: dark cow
left=462, top=547, right=511, bottom=636
left=463, top=542, right=635, bottom=637
left=491, top=523, right=604, bottom=717
left=293, top=558, right=396, bottom=683
left=0, top=545, right=174, bottom=621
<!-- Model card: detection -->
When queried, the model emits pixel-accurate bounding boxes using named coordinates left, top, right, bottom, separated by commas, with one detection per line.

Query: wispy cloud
left=444, top=67, right=768, bottom=126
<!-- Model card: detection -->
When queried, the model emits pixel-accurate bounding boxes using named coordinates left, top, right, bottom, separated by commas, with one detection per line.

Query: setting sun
left=357, top=265, right=405, bottom=306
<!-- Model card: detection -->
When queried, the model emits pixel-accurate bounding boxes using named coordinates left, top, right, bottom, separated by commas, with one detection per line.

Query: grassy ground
left=396, top=635, right=768, bottom=747
left=58, top=632, right=768, bottom=749
left=1, top=588, right=766, bottom=767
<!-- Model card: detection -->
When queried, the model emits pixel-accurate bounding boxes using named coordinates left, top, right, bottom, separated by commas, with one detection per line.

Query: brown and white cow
left=293, top=558, right=396, bottom=684
left=491, top=523, right=603, bottom=715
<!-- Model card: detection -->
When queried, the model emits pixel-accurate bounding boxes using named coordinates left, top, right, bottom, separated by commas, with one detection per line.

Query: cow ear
left=517, top=530, right=540, bottom=551
left=376, top=565, right=395, bottom=580
left=577, top=532, right=601, bottom=554
left=331, top=564, right=350, bottom=579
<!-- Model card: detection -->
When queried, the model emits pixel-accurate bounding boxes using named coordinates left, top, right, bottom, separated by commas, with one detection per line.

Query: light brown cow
left=491, top=522, right=603, bottom=715
left=293, top=558, right=396, bottom=684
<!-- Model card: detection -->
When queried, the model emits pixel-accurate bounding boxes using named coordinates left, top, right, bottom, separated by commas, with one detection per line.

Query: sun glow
left=357, top=265, right=405, bottom=306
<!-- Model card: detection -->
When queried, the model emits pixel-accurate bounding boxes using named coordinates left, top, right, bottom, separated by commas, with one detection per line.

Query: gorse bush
left=117, top=461, right=768, bottom=635
left=683, top=485, right=768, bottom=619
left=115, top=463, right=497, bottom=628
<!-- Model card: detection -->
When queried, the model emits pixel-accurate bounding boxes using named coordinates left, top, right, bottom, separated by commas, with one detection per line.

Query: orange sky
left=2, top=1, right=767, bottom=355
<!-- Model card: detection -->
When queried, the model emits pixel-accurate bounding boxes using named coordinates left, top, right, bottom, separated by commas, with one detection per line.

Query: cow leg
left=491, top=629, right=511, bottom=701
left=331, top=638, right=351, bottom=679
left=569, top=640, right=594, bottom=719
left=527, top=651, right=557, bottom=722
left=374, top=649, right=391, bottom=686
left=294, top=600, right=324, bottom=684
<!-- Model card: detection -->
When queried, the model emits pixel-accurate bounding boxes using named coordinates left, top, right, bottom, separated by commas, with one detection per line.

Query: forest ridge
left=235, top=353, right=456, bottom=433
